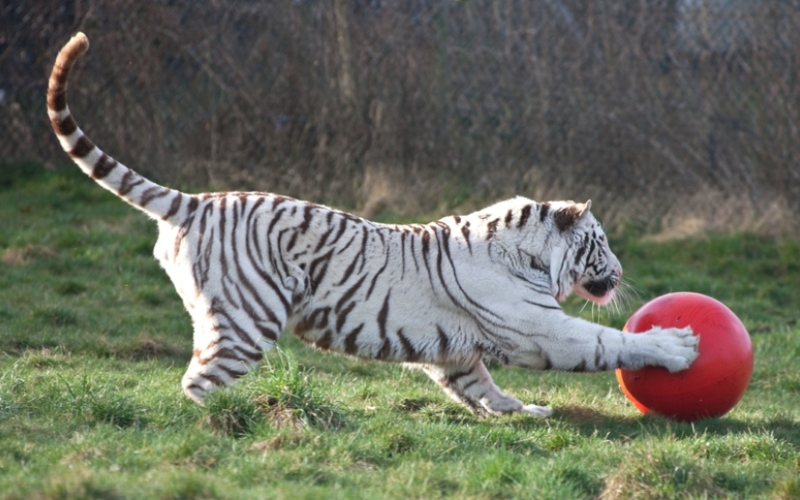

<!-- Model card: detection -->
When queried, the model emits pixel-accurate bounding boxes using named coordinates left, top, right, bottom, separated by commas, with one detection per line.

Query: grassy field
left=1, top=163, right=799, bottom=499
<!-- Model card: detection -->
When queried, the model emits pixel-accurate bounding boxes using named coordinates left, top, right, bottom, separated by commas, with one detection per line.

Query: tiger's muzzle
left=577, top=271, right=621, bottom=305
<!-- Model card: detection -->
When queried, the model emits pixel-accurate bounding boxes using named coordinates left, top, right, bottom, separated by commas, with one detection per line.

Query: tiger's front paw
left=643, top=326, right=699, bottom=372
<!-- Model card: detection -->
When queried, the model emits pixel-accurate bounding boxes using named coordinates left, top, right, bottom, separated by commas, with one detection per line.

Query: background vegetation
left=2, top=1, right=800, bottom=497
left=0, top=165, right=798, bottom=499
left=2, top=0, right=799, bottom=232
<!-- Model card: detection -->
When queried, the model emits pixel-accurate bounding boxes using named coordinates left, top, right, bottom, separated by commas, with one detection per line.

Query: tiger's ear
left=553, top=200, right=591, bottom=232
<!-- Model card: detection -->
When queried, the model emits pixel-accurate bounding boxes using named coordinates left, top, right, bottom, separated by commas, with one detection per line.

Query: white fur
left=49, top=32, right=699, bottom=418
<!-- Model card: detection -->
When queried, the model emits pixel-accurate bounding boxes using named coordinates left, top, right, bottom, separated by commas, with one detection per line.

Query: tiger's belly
left=286, top=300, right=479, bottom=365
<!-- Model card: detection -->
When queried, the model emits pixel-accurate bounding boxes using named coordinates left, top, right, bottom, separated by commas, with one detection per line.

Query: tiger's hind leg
left=420, top=360, right=553, bottom=418
left=181, top=307, right=283, bottom=405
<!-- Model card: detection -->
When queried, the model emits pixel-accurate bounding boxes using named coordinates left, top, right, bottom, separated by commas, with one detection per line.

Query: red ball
left=616, top=292, right=753, bottom=422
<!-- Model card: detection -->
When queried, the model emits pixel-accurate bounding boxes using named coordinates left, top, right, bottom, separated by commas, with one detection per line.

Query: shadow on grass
left=552, top=405, right=800, bottom=446
left=3, top=336, right=190, bottom=365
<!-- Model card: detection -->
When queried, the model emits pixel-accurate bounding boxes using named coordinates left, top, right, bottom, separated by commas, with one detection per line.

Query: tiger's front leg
left=505, top=312, right=699, bottom=374
left=419, top=360, right=553, bottom=418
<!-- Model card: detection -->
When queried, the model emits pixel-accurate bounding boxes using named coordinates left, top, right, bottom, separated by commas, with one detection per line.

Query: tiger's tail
left=48, top=32, right=192, bottom=222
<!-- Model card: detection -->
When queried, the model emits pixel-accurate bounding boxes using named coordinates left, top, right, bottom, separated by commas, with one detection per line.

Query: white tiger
left=48, top=33, right=698, bottom=417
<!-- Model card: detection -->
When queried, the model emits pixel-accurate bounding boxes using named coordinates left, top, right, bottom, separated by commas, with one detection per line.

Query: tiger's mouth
left=575, top=274, right=620, bottom=305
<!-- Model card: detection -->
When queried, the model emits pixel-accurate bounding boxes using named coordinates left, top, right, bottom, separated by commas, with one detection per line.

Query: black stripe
left=248, top=245, right=294, bottom=319
left=48, top=89, right=67, bottom=112
left=409, top=231, right=420, bottom=273
left=229, top=212, right=285, bottom=327
left=203, top=347, right=245, bottom=364
left=539, top=202, right=550, bottom=222
left=163, top=193, right=183, bottom=220
left=245, top=196, right=267, bottom=272
left=365, top=251, right=390, bottom=300
left=336, top=301, right=356, bottom=332
left=234, top=345, right=264, bottom=363
left=437, top=225, right=505, bottom=322
left=139, top=186, right=171, bottom=207
left=461, top=223, right=472, bottom=255
left=91, top=153, right=117, bottom=179
left=518, top=204, right=532, bottom=228
left=569, top=360, right=588, bottom=372
left=377, top=290, right=390, bottom=340
left=217, top=364, right=248, bottom=380
left=184, top=383, right=205, bottom=393
left=308, top=248, right=335, bottom=293
left=118, top=170, right=145, bottom=196
left=594, top=341, right=605, bottom=370
left=298, top=204, right=314, bottom=233
left=220, top=279, right=240, bottom=310
left=316, top=330, right=333, bottom=350
left=174, top=210, right=196, bottom=258
left=265, top=207, right=287, bottom=271
left=400, top=231, right=407, bottom=277
left=397, top=329, right=419, bottom=362
left=377, top=338, right=392, bottom=360
left=197, top=202, right=215, bottom=255
left=344, top=324, right=365, bottom=355
left=52, top=114, right=77, bottom=135
left=69, top=136, right=94, bottom=158
left=335, top=231, right=358, bottom=256
left=437, top=325, right=450, bottom=359
left=486, top=218, right=499, bottom=239
left=542, top=352, right=553, bottom=370
left=285, top=231, right=299, bottom=252
left=420, top=229, right=434, bottom=282
left=210, top=299, right=258, bottom=348
left=331, top=217, right=349, bottom=244
left=334, top=253, right=360, bottom=287
left=335, top=274, right=367, bottom=314
left=357, top=226, right=370, bottom=272
left=313, top=221, right=337, bottom=253
left=197, top=373, right=225, bottom=386
left=462, top=378, right=479, bottom=391
left=521, top=298, right=562, bottom=310
left=218, top=198, right=230, bottom=281
left=504, top=209, right=514, bottom=227
left=445, top=369, right=473, bottom=385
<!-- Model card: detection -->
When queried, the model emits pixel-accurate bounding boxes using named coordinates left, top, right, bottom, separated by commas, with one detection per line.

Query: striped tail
left=47, top=32, right=190, bottom=222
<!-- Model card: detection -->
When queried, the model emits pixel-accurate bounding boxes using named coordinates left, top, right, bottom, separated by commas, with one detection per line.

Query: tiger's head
left=550, top=200, right=622, bottom=305
left=483, top=197, right=622, bottom=305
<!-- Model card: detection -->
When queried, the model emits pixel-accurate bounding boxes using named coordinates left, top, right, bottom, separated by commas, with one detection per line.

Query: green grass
left=1, top=164, right=798, bottom=499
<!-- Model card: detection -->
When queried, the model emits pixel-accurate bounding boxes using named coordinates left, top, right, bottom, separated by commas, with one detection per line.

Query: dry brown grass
left=4, top=0, right=799, bottom=233
left=598, top=449, right=723, bottom=500
left=646, top=189, right=798, bottom=241
left=1, top=245, right=57, bottom=266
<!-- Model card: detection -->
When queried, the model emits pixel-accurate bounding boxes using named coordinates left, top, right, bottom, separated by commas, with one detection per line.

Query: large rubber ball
left=616, top=292, right=753, bottom=422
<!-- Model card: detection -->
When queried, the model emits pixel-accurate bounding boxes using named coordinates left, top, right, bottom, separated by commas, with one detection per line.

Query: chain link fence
left=2, top=0, right=799, bottom=233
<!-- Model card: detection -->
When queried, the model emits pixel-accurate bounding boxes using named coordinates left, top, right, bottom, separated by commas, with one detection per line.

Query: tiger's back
left=49, top=33, right=699, bottom=417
